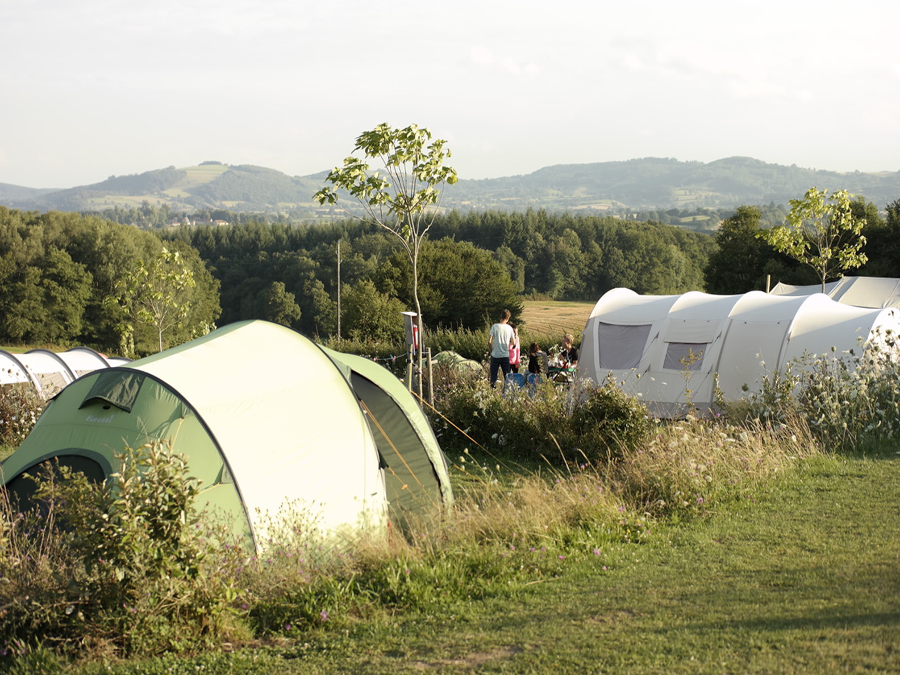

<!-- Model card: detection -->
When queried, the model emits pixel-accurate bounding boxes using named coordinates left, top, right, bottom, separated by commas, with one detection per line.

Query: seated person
left=560, top=333, right=579, bottom=368
left=527, top=343, right=547, bottom=375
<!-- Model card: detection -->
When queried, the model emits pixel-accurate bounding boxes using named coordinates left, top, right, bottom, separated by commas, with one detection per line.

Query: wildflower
left=319, top=611, right=329, bottom=622
left=593, top=548, right=601, bottom=556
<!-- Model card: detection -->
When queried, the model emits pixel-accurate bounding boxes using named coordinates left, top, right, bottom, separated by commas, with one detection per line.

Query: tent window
left=597, top=323, right=651, bottom=369
left=80, top=371, right=145, bottom=413
left=664, top=343, right=707, bottom=371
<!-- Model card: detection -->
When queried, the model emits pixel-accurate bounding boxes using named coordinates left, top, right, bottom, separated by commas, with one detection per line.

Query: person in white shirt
left=488, top=309, right=515, bottom=387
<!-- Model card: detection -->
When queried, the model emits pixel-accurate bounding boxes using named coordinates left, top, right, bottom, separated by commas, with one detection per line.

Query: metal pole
left=406, top=344, right=414, bottom=392
left=427, top=347, right=434, bottom=405
left=336, top=239, right=341, bottom=339
left=417, top=317, right=424, bottom=400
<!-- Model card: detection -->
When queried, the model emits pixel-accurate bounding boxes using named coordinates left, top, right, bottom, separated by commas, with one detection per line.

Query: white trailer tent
left=578, top=288, right=900, bottom=417
left=0, top=347, right=127, bottom=398
left=770, top=276, right=900, bottom=310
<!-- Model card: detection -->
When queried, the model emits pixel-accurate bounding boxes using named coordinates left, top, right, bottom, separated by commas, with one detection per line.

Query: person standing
left=488, top=309, right=515, bottom=387
left=508, top=323, right=521, bottom=374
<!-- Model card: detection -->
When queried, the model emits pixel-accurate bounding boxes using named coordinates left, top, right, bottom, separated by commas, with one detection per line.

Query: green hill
left=3, top=157, right=898, bottom=215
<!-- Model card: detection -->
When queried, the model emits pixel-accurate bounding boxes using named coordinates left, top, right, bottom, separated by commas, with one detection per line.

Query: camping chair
left=526, top=372, right=542, bottom=397
left=548, top=365, right=576, bottom=387
left=505, top=372, right=526, bottom=387
left=504, top=372, right=526, bottom=394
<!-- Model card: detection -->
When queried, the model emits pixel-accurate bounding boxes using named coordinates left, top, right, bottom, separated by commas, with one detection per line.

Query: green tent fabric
left=432, top=350, right=482, bottom=373
left=1, top=321, right=453, bottom=550
left=320, top=347, right=453, bottom=524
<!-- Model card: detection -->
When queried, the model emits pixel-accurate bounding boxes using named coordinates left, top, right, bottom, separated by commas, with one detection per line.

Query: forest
left=0, top=196, right=898, bottom=357
left=161, top=209, right=716, bottom=343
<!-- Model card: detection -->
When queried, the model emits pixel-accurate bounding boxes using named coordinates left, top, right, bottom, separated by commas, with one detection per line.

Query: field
left=520, top=299, right=594, bottom=338
left=44, top=448, right=900, bottom=674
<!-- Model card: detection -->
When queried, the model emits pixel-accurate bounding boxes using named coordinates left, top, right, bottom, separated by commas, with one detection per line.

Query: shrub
left=0, top=440, right=244, bottom=662
left=735, top=329, right=900, bottom=452
left=429, top=375, right=653, bottom=465
left=0, top=384, right=43, bottom=450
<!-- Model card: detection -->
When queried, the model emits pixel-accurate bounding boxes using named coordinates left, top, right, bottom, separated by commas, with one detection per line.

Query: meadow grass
left=55, top=445, right=900, bottom=675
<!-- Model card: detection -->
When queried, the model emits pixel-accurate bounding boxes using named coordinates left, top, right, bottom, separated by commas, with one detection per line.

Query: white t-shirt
left=489, top=322, right=515, bottom=358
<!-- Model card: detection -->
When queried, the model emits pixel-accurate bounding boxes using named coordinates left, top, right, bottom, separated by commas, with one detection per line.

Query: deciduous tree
left=107, top=247, right=196, bottom=355
left=758, top=188, right=867, bottom=292
left=341, top=280, right=407, bottom=343
left=705, top=206, right=774, bottom=293
left=314, top=123, right=457, bottom=394
left=258, top=281, right=301, bottom=328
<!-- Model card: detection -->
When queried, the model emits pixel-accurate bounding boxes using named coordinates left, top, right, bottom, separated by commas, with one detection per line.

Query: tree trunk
left=412, top=248, right=424, bottom=400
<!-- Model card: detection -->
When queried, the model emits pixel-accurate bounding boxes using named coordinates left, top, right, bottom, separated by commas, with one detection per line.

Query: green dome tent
left=0, top=321, right=452, bottom=550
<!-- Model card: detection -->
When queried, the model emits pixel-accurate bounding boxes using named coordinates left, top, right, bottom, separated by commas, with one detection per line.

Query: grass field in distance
left=520, top=299, right=594, bottom=338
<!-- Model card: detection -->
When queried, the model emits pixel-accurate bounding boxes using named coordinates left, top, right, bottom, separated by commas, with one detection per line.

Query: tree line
left=704, top=197, right=900, bottom=293
left=160, top=209, right=715, bottom=342
left=0, top=207, right=220, bottom=353
left=3, top=195, right=897, bottom=356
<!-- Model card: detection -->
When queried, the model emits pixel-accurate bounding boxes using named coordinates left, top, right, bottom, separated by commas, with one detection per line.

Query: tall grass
left=730, top=328, right=900, bottom=452
left=0, top=442, right=245, bottom=662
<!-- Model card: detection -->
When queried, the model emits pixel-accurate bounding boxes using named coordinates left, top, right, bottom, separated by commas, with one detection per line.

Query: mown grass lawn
left=76, top=449, right=900, bottom=675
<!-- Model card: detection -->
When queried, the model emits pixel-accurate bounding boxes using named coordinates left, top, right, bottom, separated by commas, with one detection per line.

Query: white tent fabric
left=770, top=276, right=900, bottom=310
left=130, top=321, right=388, bottom=540
left=578, top=288, right=900, bottom=417
left=0, top=348, right=124, bottom=398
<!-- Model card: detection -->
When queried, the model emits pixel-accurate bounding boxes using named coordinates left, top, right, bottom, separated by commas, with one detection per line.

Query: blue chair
left=504, top=372, right=526, bottom=389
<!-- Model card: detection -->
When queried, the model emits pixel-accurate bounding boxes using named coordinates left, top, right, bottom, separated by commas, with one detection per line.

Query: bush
left=429, top=375, right=653, bottom=465
left=736, top=329, right=900, bottom=452
left=0, top=440, right=244, bottom=662
left=0, top=384, right=43, bottom=450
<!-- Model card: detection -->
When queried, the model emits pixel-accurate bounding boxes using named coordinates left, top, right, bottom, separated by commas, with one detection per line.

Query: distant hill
left=2, top=157, right=899, bottom=216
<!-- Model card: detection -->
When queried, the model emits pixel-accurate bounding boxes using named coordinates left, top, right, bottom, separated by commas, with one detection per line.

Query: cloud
left=726, top=79, right=812, bottom=103
left=469, top=46, right=539, bottom=77
left=469, top=46, right=494, bottom=66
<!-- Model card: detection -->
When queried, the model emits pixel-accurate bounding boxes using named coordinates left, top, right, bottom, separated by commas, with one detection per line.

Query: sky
left=2, top=0, right=899, bottom=189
